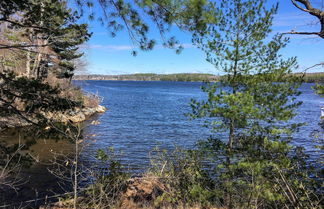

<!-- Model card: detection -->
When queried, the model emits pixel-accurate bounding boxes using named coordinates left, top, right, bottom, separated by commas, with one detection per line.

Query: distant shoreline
left=73, top=73, right=219, bottom=82
left=73, top=72, right=324, bottom=83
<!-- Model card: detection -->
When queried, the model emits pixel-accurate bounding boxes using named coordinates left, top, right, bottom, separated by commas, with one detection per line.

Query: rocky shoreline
left=0, top=105, right=106, bottom=130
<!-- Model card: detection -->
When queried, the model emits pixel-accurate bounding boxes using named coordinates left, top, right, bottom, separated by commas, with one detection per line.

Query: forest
left=73, top=72, right=324, bottom=82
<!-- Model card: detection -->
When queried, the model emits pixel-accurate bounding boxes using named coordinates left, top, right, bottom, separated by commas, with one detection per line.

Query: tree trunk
left=224, top=119, right=235, bottom=209
left=32, top=2, right=44, bottom=79
left=73, top=139, right=78, bottom=209
left=26, top=50, right=31, bottom=78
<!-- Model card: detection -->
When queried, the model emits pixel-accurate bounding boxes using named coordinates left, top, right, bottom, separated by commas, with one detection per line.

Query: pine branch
left=0, top=43, right=50, bottom=49
left=0, top=17, right=48, bottom=31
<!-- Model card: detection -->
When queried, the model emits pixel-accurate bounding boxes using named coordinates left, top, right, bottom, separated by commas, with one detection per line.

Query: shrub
left=149, top=146, right=217, bottom=208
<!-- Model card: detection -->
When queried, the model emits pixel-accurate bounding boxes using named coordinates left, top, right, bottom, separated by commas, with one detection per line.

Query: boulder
left=0, top=105, right=107, bottom=129
left=96, top=105, right=106, bottom=113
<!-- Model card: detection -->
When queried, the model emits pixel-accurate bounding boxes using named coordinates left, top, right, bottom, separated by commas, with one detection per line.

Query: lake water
left=76, top=81, right=323, bottom=172
left=1, top=81, right=323, bottom=207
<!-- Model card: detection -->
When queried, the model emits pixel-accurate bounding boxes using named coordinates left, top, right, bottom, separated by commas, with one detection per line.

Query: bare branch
left=291, top=0, right=311, bottom=12
left=282, top=31, right=320, bottom=36
left=304, top=62, right=324, bottom=72
left=288, top=0, right=324, bottom=38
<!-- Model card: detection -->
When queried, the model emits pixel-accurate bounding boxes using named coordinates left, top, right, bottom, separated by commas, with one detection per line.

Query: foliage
left=302, top=72, right=324, bottom=83
left=0, top=0, right=91, bottom=80
left=0, top=0, right=212, bottom=55
left=74, top=73, right=220, bottom=82
left=0, top=0, right=210, bottom=206
left=0, top=0, right=29, bottom=22
left=81, top=147, right=129, bottom=208
left=187, top=0, right=320, bottom=208
left=0, top=0, right=323, bottom=208
left=41, top=0, right=91, bottom=80
left=149, top=146, right=216, bottom=208
left=313, top=83, right=324, bottom=96
left=0, top=71, right=81, bottom=118
left=0, top=0, right=95, bottom=128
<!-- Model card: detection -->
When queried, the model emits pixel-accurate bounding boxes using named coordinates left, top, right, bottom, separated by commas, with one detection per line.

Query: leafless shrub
left=82, top=92, right=101, bottom=108
left=0, top=141, right=26, bottom=193
left=45, top=121, right=86, bottom=209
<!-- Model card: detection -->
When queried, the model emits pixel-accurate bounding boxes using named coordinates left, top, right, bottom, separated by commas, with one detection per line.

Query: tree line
left=74, top=72, right=324, bottom=82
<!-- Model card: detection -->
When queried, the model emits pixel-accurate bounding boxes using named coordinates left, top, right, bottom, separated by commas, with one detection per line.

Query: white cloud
left=273, top=12, right=319, bottom=28
left=83, top=44, right=134, bottom=51
left=82, top=43, right=196, bottom=52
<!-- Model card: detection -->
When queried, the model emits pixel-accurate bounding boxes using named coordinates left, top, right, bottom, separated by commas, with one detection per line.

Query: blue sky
left=79, top=1, right=324, bottom=75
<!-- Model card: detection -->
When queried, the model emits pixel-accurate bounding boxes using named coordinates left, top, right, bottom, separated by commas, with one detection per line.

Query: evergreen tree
left=1, top=0, right=210, bottom=53
left=0, top=0, right=91, bottom=127
left=189, top=0, right=319, bottom=208
left=0, top=0, right=91, bottom=80
left=22, top=0, right=91, bottom=80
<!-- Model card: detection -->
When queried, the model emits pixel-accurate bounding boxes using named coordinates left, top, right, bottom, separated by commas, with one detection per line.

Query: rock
left=68, top=112, right=86, bottom=123
left=96, top=105, right=106, bottom=113
left=119, top=176, right=169, bottom=209
left=0, top=105, right=107, bottom=129
left=91, top=120, right=100, bottom=125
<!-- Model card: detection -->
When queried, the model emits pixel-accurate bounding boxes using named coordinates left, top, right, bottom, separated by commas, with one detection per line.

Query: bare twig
left=287, top=0, right=324, bottom=38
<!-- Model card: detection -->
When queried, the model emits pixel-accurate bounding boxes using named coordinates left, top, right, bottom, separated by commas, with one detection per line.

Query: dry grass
left=42, top=175, right=223, bottom=209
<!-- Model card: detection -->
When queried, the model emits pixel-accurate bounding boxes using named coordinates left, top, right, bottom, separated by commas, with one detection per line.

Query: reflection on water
left=0, top=127, right=75, bottom=208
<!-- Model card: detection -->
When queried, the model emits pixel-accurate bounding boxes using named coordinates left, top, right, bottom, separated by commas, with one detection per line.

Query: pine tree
left=22, top=0, right=91, bottom=80
left=1, top=0, right=210, bottom=54
left=189, top=0, right=318, bottom=208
